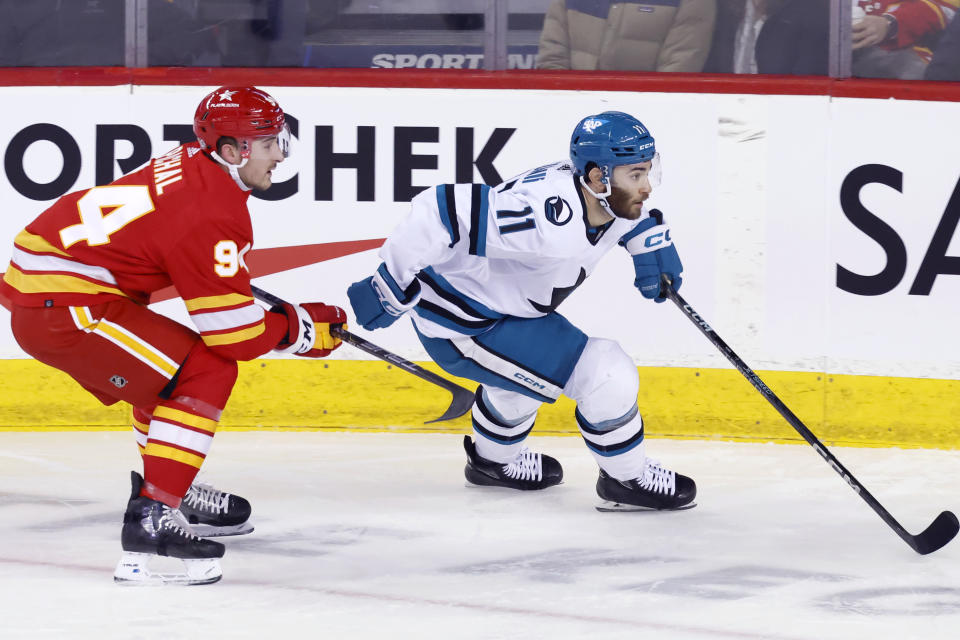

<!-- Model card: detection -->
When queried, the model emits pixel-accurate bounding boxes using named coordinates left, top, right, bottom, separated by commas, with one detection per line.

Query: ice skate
left=180, top=480, right=253, bottom=537
left=114, top=471, right=225, bottom=586
left=596, top=459, right=697, bottom=512
left=463, top=435, right=563, bottom=490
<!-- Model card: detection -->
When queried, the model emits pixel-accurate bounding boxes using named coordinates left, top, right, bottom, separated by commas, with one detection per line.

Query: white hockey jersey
left=379, top=161, right=644, bottom=339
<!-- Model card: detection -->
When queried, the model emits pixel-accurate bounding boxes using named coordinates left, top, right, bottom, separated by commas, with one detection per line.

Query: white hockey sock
left=576, top=404, right=647, bottom=480
left=472, top=387, right=538, bottom=463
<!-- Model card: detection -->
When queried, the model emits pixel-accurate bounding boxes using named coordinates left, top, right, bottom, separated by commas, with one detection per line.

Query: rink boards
left=1, top=75, right=960, bottom=448
left=2, top=358, right=959, bottom=450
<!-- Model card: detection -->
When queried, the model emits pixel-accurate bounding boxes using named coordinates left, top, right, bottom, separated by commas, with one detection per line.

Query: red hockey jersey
left=859, top=0, right=959, bottom=60
left=1, top=142, right=286, bottom=360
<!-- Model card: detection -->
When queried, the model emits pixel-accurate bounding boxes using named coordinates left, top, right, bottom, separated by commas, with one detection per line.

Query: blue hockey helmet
left=569, top=111, right=656, bottom=179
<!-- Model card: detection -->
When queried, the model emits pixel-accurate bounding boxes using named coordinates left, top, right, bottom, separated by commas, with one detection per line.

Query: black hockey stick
left=249, top=285, right=475, bottom=424
left=662, top=277, right=958, bottom=555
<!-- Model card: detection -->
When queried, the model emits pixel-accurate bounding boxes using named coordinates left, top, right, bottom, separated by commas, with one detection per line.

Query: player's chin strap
left=209, top=151, right=252, bottom=192
left=579, top=174, right=613, bottom=212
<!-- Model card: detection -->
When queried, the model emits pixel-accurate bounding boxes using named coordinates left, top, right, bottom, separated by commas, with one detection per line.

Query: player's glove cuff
left=619, top=213, right=674, bottom=256
left=371, top=263, right=421, bottom=316
left=348, top=263, right=421, bottom=331
left=273, top=303, right=315, bottom=355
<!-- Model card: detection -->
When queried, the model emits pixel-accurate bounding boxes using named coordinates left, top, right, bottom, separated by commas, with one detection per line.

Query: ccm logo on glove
left=619, top=208, right=683, bottom=303
left=273, top=302, right=347, bottom=358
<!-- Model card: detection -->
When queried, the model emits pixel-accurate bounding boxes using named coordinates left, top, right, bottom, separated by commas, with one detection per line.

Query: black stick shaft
left=664, top=281, right=956, bottom=554
left=328, top=327, right=469, bottom=397
left=249, top=285, right=474, bottom=423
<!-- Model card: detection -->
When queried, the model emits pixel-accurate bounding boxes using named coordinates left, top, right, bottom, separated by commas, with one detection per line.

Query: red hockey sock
left=140, top=398, right=219, bottom=505
left=132, top=406, right=152, bottom=457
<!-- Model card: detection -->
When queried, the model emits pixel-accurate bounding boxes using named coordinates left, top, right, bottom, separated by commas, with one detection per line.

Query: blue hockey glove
left=347, top=263, right=421, bottom=330
left=619, top=209, right=683, bottom=303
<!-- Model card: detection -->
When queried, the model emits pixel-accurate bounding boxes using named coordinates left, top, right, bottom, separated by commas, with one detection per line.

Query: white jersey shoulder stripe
left=190, top=303, right=265, bottom=333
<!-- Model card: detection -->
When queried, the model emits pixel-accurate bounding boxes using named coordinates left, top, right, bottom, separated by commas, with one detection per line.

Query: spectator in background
left=537, top=0, right=716, bottom=71
left=755, top=0, right=828, bottom=75
left=852, top=0, right=958, bottom=80
left=703, top=0, right=769, bottom=73
left=703, top=0, right=828, bottom=75
left=926, top=12, right=960, bottom=80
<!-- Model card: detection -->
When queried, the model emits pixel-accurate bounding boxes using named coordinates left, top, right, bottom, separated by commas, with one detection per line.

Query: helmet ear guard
left=578, top=162, right=613, bottom=203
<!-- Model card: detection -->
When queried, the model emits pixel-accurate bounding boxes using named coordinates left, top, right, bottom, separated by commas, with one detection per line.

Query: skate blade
left=595, top=500, right=697, bottom=513
left=189, top=521, right=254, bottom=537
left=464, top=480, right=513, bottom=490
left=464, top=480, right=564, bottom=491
left=114, top=552, right=222, bottom=586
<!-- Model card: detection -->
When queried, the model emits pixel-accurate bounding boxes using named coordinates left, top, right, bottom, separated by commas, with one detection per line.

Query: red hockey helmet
left=193, top=86, right=288, bottom=158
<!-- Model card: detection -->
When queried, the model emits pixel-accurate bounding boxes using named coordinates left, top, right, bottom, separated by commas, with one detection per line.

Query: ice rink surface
left=1, top=431, right=958, bottom=640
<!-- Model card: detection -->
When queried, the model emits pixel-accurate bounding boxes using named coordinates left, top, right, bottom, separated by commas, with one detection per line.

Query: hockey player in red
left=853, top=0, right=958, bottom=78
left=1, top=86, right=346, bottom=585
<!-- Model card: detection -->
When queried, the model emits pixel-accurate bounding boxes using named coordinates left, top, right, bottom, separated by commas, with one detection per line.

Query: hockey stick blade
left=662, top=276, right=958, bottom=555
left=909, top=511, right=959, bottom=556
left=250, top=285, right=474, bottom=424
left=329, top=326, right=475, bottom=424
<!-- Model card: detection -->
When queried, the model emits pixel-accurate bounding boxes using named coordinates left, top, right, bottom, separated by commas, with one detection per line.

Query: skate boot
left=180, top=481, right=253, bottom=537
left=596, top=459, right=697, bottom=512
left=114, top=471, right=225, bottom=585
left=463, top=435, right=563, bottom=490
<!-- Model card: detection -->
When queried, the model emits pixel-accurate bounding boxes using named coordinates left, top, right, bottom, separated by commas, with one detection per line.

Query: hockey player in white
left=348, top=111, right=695, bottom=510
